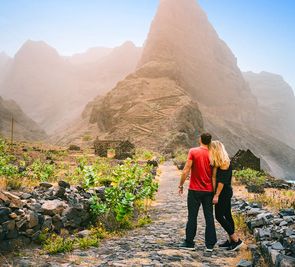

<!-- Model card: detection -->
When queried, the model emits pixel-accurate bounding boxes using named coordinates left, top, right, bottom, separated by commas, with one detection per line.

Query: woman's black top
left=216, top=163, right=232, bottom=194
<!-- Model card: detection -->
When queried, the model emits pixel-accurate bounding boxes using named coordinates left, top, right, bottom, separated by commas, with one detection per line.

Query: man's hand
left=178, top=186, right=184, bottom=195
left=213, top=194, right=219, bottom=204
left=178, top=159, right=192, bottom=196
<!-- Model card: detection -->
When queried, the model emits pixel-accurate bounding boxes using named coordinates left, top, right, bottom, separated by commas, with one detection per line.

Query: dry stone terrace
left=2, top=161, right=250, bottom=267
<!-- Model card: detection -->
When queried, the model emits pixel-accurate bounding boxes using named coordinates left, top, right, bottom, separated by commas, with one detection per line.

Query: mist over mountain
left=68, top=47, right=112, bottom=65
left=73, top=41, right=142, bottom=96
left=0, top=96, right=47, bottom=141
left=244, top=71, right=295, bottom=149
left=0, top=40, right=141, bottom=134
left=0, top=52, right=12, bottom=83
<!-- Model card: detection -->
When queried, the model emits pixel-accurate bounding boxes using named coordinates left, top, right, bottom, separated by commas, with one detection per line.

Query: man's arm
left=178, top=159, right=193, bottom=195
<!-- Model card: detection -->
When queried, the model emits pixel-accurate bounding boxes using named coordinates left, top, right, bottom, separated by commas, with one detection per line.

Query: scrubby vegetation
left=0, top=137, right=160, bottom=254
left=233, top=168, right=295, bottom=210
left=0, top=138, right=159, bottom=189
left=173, top=149, right=188, bottom=163
left=134, top=148, right=165, bottom=163
left=172, top=149, right=188, bottom=170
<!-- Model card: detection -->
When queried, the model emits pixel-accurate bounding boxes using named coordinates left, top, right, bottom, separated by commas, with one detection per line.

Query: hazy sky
left=0, top=0, right=294, bottom=90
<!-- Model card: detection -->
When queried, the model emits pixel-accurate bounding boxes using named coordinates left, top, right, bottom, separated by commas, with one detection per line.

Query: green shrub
left=233, top=168, right=266, bottom=187
left=29, top=159, right=56, bottom=182
left=82, top=159, right=114, bottom=188
left=83, top=166, right=98, bottom=188
left=89, top=159, right=158, bottom=230
left=134, top=148, right=154, bottom=161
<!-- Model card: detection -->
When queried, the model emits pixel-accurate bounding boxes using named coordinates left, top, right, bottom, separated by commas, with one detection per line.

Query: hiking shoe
left=227, top=239, right=243, bottom=251
left=178, top=241, right=195, bottom=250
left=205, top=245, right=214, bottom=252
left=219, top=240, right=231, bottom=249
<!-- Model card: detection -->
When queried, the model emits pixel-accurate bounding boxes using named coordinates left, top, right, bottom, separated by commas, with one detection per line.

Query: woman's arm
left=213, top=182, right=224, bottom=204
left=212, top=167, right=217, bottom=192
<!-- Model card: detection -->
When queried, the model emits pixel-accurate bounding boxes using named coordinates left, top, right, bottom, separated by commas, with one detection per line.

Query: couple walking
left=178, top=133, right=243, bottom=252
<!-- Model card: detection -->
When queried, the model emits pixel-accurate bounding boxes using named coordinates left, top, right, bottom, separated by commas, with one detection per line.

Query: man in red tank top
left=178, top=133, right=217, bottom=252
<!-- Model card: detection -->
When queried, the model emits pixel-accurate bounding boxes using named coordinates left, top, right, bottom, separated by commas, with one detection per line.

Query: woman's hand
left=213, top=194, right=219, bottom=204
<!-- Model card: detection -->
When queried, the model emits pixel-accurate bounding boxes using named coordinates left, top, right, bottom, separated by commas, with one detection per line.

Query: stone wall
left=233, top=199, right=295, bottom=266
left=0, top=181, right=97, bottom=252
left=93, top=139, right=135, bottom=160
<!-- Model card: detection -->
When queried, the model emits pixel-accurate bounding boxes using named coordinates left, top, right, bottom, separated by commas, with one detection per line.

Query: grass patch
left=83, top=134, right=93, bottom=142
left=76, top=236, right=99, bottom=249
left=233, top=213, right=248, bottom=236
left=248, top=189, right=295, bottom=210
left=41, top=225, right=109, bottom=254
left=137, top=216, right=152, bottom=227
left=43, top=234, right=75, bottom=254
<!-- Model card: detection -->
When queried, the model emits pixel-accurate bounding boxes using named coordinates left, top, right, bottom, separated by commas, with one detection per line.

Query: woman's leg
left=223, top=191, right=239, bottom=242
left=215, top=192, right=235, bottom=237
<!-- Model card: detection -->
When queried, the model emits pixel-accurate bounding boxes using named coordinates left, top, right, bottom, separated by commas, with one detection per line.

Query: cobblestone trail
left=7, top=161, right=247, bottom=267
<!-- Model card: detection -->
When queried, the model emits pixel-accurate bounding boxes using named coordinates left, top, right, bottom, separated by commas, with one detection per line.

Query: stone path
left=3, top=161, right=247, bottom=267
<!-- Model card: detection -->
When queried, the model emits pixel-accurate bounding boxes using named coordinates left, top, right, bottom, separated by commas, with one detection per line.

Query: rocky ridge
left=0, top=96, right=47, bottom=141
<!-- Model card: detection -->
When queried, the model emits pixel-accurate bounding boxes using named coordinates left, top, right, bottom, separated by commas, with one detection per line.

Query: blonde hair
left=209, top=140, right=230, bottom=168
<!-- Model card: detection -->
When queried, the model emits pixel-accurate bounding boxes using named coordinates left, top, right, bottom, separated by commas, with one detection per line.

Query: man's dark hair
left=200, top=132, right=212, bottom=145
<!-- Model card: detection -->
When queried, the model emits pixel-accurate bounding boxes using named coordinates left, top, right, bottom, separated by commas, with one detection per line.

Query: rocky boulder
left=41, top=200, right=67, bottom=216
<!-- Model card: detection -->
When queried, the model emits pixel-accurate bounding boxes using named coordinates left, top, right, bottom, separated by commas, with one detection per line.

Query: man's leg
left=202, top=192, right=217, bottom=248
left=185, top=190, right=201, bottom=244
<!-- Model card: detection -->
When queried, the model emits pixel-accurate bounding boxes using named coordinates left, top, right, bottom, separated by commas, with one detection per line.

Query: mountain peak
left=139, top=0, right=208, bottom=66
left=138, top=0, right=255, bottom=116
left=15, top=40, right=60, bottom=62
left=113, top=41, right=139, bottom=53
left=120, top=41, right=136, bottom=48
left=0, top=51, right=10, bottom=59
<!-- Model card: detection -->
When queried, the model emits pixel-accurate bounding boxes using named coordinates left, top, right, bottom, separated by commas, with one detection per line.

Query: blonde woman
left=210, top=141, right=243, bottom=251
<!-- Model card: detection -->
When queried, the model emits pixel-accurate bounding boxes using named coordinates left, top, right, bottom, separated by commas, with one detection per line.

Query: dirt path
left=7, top=161, right=247, bottom=267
